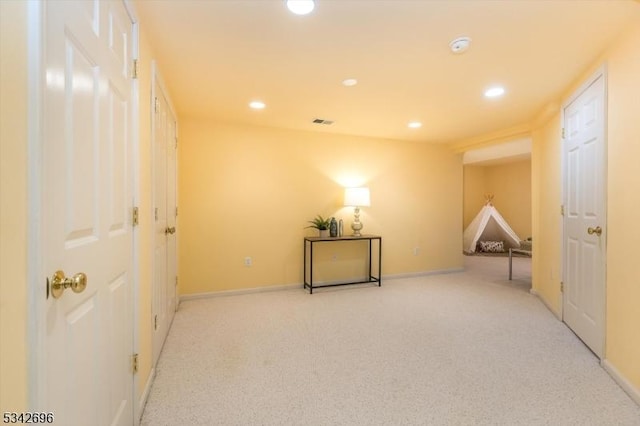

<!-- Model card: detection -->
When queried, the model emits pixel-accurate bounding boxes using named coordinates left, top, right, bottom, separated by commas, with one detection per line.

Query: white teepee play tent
left=463, top=196, right=521, bottom=253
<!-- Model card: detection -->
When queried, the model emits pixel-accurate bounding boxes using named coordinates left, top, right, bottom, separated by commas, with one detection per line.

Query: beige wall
left=604, top=23, right=640, bottom=393
left=463, top=160, right=532, bottom=239
left=178, top=119, right=463, bottom=294
left=462, top=165, right=486, bottom=229
left=532, top=24, right=640, bottom=392
left=485, top=160, right=532, bottom=239
left=135, top=28, right=155, bottom=400
left=531, top=114, right=562, bottom=317
left=0, top=0, right=28, bottom=412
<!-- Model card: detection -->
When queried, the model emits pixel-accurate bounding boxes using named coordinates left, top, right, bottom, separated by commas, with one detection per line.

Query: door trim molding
left=125, top=0, right=141, bottom=423
left=560, top=63, right=608, bottom=356
left=26, top=0, right=45, bottom=409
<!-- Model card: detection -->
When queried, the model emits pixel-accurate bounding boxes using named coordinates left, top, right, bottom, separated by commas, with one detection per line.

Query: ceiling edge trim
left=530, top=101, right=561, bottom=131
left=451, top=123, right=532, bottom=153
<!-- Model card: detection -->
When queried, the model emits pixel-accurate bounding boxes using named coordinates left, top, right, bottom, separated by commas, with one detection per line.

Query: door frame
left=129, top=3, right=142, bottom=423
left=560, top=64, right=608, bottom=355
left=26, top=1, right=141, bottom=422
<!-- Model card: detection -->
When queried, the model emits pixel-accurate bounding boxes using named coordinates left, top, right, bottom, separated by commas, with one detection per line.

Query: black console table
left=303, top=235, right=382, bottom=294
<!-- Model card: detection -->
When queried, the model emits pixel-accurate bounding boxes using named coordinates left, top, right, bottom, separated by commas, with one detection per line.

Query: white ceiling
left=135, top=0, right=640, bottom=145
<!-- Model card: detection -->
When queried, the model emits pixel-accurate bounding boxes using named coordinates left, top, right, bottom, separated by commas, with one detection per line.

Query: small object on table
left=329, top=217, right=338, bottom=237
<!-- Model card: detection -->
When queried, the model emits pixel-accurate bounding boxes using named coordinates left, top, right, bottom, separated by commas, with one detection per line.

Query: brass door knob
left=165, top=226, right=176, bottom=235
left=587, top=226, right=602, bottom=236
left=49, top=270, right=87, bottom=299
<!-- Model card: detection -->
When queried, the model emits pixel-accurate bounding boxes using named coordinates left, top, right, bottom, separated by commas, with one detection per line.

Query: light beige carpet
left=141, top=256, right=639, bottom=425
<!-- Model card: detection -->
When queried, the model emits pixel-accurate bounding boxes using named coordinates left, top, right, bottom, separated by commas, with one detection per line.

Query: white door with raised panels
left=42, top=1, right=135, bottom=424
left=152, top=70, right=178, bottom=365
left=562, top=70, right=606, bottom=358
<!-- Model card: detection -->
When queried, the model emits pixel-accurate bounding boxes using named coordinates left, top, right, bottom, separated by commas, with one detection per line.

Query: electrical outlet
left=244, top=257, right=252, bottom=267
left=413, top=247, right=420, bottom=256
left=331, top=254, right=338, bottom=261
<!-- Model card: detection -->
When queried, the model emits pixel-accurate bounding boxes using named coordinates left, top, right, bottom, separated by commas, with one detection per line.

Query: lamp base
left=351, top=206, right=363, bottom=236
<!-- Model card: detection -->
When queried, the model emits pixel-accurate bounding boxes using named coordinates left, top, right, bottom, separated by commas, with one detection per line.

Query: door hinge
left=560, top=204, right=564, bottom=216
left=562, top=127, right=566, bottom=139
left=131, top=353, right=139, bottom=374
left=154, top=314, right=158, bottom=331
left=175, top=206, right=178, bottom=217
left=132, top=207, right=139, bottom=226
left=154, top=97, right=159, bottom=114
left=175, top=276, right=178, bottom=287
left=560, top=281, right=564, bottom=293
left=132, top=59, right=138, bottom=79
left=154, top=207, right=159, bottom=221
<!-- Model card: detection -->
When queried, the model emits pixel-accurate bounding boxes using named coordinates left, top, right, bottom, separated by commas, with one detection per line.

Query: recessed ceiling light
left=342, top=78, right=358, bottom=87
left=249, top=101, right=266, bottom=109
left=408, top=121, right=422, bottom=129
left=484, top=86, right=506, bottom=98
left=449, top=37, right=471, bottom=54
left=286, top=0, right=315, bottom=15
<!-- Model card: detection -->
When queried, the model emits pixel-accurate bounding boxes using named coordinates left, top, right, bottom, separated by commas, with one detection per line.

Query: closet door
left=562, top=69, right=606, bottom=358
left=152, top=66, right=178, bottom=364
left=41, top=1, right=135, bottom=424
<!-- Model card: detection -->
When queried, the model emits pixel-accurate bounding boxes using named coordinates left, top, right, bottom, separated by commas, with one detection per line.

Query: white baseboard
left=529, top=288, right=562, bottom=320
left=601, top=359, right=640, bottom=406
left=180, top=283, right=302, bottom=301
left=384, top=268, right=464, bottom=280
left=138, top=367, right=156, bottom=421
left=179, top=268, right=465, bottom=301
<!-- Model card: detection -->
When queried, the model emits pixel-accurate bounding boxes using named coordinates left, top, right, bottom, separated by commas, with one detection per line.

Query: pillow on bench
left=478, top=240, right=504, bottom=253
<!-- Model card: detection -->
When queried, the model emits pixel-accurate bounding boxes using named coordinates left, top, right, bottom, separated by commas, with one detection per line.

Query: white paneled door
left=42, top=1, right=134, bottom=425
left=152, top=71, right=177, bottom=365
left=562, top=70, right=606, bottom=358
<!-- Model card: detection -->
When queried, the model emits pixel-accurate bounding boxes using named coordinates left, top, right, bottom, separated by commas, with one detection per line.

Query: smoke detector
left=449, top=37, right=471, bottom=54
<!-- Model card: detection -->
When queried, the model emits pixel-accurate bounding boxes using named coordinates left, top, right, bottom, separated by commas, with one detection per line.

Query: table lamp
left=344, top=187, right=370, bottom=237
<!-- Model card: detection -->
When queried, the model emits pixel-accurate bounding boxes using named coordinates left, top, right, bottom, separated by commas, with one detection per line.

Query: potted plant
left=306, top=215, right=331, bottom=237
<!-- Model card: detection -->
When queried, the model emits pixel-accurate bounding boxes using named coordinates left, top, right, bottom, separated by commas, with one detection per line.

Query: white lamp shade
left=344, top=187, right=371, bottom=207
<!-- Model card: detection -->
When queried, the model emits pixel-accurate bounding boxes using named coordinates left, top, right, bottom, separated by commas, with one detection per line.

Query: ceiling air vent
left=312, top=118, right=334, bottom=125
